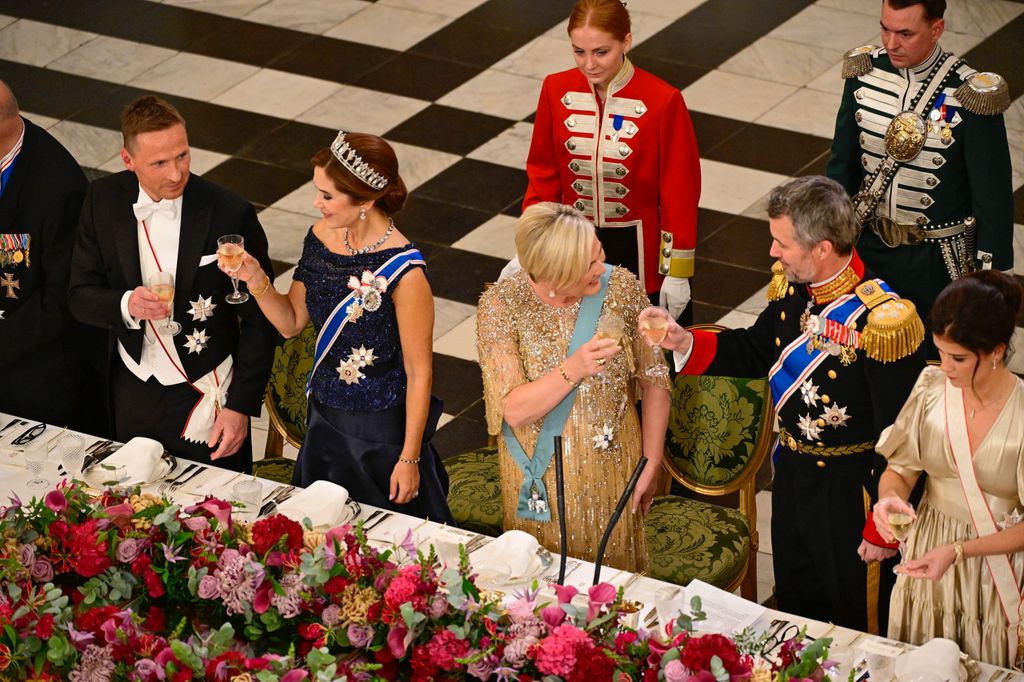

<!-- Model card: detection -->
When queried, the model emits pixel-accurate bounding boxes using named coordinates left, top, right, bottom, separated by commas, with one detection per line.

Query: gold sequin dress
left=879, top=367, right=1024, bottom=668
left=476, top=267, right=666, bottom=572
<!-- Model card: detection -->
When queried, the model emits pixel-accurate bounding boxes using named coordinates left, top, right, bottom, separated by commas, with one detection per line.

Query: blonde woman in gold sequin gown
left=873, top=272, right=1024, bottom=668
left=476, top=202, right=670, bottom=573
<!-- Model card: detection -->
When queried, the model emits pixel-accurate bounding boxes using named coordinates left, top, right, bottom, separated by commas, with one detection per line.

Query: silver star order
left=184, top=328, right=210, bottom=355
left=336, top=359, right=364, bottom=385
left=592, top=424, right=615, bottom=450
left=188, top=295, right=217, bottom=322
left=800, top=379, right=820, bottom=407
left=348, top=345, right=376, bottom=367
left=798, top=413, right=823, bottom=441
left=999, top=508, right=1024, bottom=530
left=821, top=404, right=851, bottom=429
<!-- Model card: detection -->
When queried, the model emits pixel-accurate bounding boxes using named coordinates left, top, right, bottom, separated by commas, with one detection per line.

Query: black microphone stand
left=593, top=456, right=647, bottom=585
left=554, top=436, right=568, bottom=585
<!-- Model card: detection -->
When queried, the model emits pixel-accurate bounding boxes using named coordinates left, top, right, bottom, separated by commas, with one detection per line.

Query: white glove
left=498, top=255, right=522, bottom=281
left=658, top=276, right=690, bottom=320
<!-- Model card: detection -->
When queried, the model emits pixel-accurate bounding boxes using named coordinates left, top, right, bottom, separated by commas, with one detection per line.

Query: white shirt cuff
left=673, top=347, right=693, bottom=373
left=120, top=290, right=141, bottom=329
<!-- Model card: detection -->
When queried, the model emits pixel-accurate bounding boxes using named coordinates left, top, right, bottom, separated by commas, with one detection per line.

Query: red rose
left=144, top=569, right=165, bottom=598
left=35, top=613, right=54, bottom=639
left=250, top=515, right=304, bottom=556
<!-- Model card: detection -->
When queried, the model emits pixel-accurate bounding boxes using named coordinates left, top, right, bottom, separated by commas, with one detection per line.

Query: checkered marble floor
left=2, top=0, right=1022, bottom=602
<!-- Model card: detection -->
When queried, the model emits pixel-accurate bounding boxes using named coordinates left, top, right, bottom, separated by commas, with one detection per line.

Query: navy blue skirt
left=293, top=395, right=454, bottom=524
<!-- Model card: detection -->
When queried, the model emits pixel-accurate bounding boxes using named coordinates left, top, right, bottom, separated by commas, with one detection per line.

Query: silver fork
left=158, top=463, right=199, bottom=493
left=168, top=465, right=208, bottom=493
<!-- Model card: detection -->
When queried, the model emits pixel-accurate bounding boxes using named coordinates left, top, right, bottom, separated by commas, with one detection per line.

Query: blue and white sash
left=768, top=278, right=897, bottom=411
left=502, top=264, right=612, bottom=522
left=306, top=248, right=425, bottom=396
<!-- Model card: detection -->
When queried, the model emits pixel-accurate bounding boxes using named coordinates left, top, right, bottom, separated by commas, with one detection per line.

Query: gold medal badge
left=884, top=112, right=927, bottom=162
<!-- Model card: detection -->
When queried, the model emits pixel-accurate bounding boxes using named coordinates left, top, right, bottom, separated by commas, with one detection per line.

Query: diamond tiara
left=330, top=131, right=389, bottom=191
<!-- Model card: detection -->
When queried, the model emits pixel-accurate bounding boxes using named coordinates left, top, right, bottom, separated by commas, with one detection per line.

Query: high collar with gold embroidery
left=590, top=57, right=636, bottom=100
left=807, top=251, right=865, bottom=305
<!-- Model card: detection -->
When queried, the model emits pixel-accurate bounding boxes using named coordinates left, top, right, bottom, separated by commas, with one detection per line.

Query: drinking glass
left=98, top=463, right=127, bottom=488
left=232, top=477, right=263, bottom=523
left=888, top=510, right=915, bottom=574
left=147, top=271, right=181, bottom=336
left=217, top=234, right=249, bottom=304
left=25, top=446, right=50, bottom=490
left=640, top=314, right=670, bottom=378
left=54, top=434, right=86, bottom=480
left=594, top=313, right=624, bottom=384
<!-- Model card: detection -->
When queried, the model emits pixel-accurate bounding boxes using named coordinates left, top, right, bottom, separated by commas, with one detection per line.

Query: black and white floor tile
left=2, top=0, right=1022, bottom=600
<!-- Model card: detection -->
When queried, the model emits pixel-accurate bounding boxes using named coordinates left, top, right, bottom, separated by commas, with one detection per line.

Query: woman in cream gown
left=477, top=202, right=669, bottom=573
left=873, top=271, right=1024, bottom=668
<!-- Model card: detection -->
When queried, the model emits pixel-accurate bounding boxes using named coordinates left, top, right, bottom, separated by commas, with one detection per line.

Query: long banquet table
left=1, top=412, right=1021, bottom=682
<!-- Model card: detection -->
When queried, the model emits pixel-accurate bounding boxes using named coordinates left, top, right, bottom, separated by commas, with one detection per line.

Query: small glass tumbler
left=232, top=477, right=263, bottom=523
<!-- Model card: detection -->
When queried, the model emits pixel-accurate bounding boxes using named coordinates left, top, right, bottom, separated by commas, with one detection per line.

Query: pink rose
left=664, top=660, right=689, bottom=682
left=183, top=516, right=210, bottom=532
left=30, top=557, right=54, bottom=583
left=116, top=537, right=142, bottom=563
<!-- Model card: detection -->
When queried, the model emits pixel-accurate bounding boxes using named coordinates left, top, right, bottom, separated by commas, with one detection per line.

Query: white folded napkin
left=894, top=638, right=963, bottom=682
left=97, top=437, right=163, bottom=483
left=472, top=530, right=541, bottom=584
left=277, top=480, right=349, bottom=529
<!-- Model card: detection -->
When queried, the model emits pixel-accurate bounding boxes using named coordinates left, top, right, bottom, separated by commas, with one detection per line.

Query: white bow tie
left=133, top=199, right=177, bottom=222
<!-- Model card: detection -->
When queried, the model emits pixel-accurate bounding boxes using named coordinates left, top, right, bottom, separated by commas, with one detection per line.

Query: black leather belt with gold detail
left=867, top=215, right=974, bottom=248
left=778, top=427, right=876, bottom=458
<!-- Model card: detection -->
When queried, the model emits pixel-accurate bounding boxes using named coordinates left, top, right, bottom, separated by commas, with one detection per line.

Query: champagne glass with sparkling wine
left=594, top=313, right=625, bottom=385
left=148, top=271, right=181, bottom=336
left=641, top=314, right=670, bottom=378
left=888, top=510, right=914, bottom=574
left=218, top=234, right=249, bottom=304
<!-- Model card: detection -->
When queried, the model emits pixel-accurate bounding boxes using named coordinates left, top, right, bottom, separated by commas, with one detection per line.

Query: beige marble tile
left=452, top=214, right=518, bottom=261
left=937, top=31, right=985, bottom=57
left=131, top=53, right=260, bottom=101
left=805, top=60, right=846, bottom=95
left=1008, top=127, right=1024, bottom=191
left=715, top=309, right=760, bottom=330
left=324, top=4, right=452, bottom=50
left=214, top=68, right=340, bottom=120
left=98, top=146, right=230, bottom=176
left=21, top=111, right=61, bottom=130
left=627, top=10, right=685, bottom=47
left=47, top=120, right=123, bottom=169
left=756, top=551, right=775, bottom=605
left=433, top=298, right=475, bottom=341
left=492, top=35, right=574, bottom=82
left=245, top=0, right=368, bottom=34
left=1007, top=325, right=1024, bottom=376
left=257, top=207, right=315, bottom=265
left=1013, top=224, right=1024, bottom=279
left=814, top=0, right=877, bottom=16
left=437, top=413, right=455, bottom=430
left=769, top=5, right=880, bottom=51
left=721, top=37, right=843, bottom=88
left=160, top=0, right=268, bottom=19
left=756, top=87, right=843, bottom=139
left=755, top=489, right=773, bottom=555
left=0, top=14, right=16, bottom=30
left=433, top=312, right=478, bottom=362
left=732, top=283, right=771, bottom=317
left=466, top=121, right=533, bottom=170
left=622, top=0, right=706, bottom=20
left=699, top=159, right=788, bottom=215
left=377, top=0, right=486, bottom=19
left=387, top=141, right=460, bottom=192
left=269, top=182, right=321, bottom=219
left=438, top=69, right=543, bottom=121
left=0, top=19, right=95, bottom=67
left=1005, top=97, right=1024, bottom=135
left=48, top=36, right=178, bottom=84
left=944, top=0, right=1024, bottom=37
left=297, top=85, right=429, bottom=135
left=684, top=70, right=799, bottom=122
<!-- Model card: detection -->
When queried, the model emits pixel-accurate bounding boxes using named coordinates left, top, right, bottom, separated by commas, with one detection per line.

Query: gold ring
left=596, top=358, right=606, bottom=366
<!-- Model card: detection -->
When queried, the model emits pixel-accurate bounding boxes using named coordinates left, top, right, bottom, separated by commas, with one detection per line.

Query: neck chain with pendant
left=344, top=218, right=395, bottom=255
left=967, top=372, right=1014, bottom=419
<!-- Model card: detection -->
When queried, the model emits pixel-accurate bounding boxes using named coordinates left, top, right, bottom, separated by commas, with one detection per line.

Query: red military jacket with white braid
left=524, top=59, right=700, bottom=294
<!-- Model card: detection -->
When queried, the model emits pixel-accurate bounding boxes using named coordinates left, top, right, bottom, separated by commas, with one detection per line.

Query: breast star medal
left=188, top=295, right=217, bottom=322
left=184, top=328, right=210, bottom=354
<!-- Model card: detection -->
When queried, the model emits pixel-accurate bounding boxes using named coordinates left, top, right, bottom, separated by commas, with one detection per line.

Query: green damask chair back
left=646, top=324, right=774, bottom=599
left=253, top=324, right=316, bottom=484
left=443, top=446, right=503, bottom=537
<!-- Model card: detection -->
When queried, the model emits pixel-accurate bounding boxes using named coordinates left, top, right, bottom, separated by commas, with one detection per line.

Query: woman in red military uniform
left=524, top=0, right=701, bottom=322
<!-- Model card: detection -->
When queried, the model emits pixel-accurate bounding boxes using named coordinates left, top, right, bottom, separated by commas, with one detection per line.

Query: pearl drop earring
left=548, top=290, right=556, bottom=298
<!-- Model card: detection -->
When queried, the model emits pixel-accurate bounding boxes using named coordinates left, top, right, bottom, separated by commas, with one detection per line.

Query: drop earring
left=359, top=208, right=367, bottom=220
left=548, top=290, right=556, bottom=298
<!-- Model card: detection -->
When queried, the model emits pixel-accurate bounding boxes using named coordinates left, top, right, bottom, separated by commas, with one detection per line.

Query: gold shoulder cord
left=767, top=262, right=789, bottom=302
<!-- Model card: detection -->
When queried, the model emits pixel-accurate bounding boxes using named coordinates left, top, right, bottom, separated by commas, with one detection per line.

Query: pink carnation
left=532, top=623, right=594, bottom=677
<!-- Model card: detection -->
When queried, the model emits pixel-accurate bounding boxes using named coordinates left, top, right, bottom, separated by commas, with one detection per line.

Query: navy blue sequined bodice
left=293, top=229, right=425, bottom=412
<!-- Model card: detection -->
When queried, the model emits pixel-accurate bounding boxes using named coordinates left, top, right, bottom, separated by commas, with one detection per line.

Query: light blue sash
left=502, top=264, right=612, bottom=522
left=306, top=248, right=425, bottom=396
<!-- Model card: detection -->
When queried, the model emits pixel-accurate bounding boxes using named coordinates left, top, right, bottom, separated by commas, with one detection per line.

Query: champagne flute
left=217, top=234, right=249, bottom=304
left=888, top=510, right=914, bottom=574
left=594, top=313, right=624, bottom=384
left=147, top=271, right=181, bottom=336
left=641, top=315, right=670, bottom=378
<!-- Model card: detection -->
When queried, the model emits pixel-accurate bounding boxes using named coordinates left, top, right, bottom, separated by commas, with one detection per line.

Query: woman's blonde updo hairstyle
left=516, top=202, right=596, bottom=292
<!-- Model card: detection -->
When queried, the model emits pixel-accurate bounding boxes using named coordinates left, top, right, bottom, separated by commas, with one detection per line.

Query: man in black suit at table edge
left=69, top=96, right=277, bottom=472
left=0, top=79, right=106, bottom=432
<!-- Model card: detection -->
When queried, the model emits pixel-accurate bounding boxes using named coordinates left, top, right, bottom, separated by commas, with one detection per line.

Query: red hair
left=567, top=0, right=631, bottom=41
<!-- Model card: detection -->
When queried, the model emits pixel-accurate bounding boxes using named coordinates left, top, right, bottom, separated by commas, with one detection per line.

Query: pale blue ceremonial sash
left=306, top=247, right=425, bottom=396
left=767, top=278, right=898, bottom=411
left=502, top=264, right=612, bottom=522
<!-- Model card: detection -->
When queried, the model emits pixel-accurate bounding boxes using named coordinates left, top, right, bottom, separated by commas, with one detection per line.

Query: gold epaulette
left=855, top=281, right=924, bottom=363
left=767, top=262, right=789, bottom=302
left=842, top=45, right=877, bottom=79
left=954, top=71, right=1010, bottom=115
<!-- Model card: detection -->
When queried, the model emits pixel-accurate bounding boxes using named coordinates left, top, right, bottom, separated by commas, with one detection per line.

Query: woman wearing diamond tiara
left=872, top=271, right=1024, bottom=667
left=222, top=131, right=453, bottom=523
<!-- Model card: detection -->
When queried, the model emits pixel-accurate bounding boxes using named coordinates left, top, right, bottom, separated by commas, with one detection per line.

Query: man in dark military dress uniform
left=645, top=176, right=926, bottom=633
left=827, top=0, right=1013, bottom=329
left=0, top=80, right=101, bottom=430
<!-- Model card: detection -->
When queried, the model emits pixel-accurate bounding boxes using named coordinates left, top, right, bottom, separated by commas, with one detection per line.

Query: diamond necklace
left=344, top=218, right=395, bottom=255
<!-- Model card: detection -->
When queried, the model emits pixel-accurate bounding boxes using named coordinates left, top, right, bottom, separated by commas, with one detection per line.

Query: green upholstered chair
left=253, top=324, right=316, bottom=484
left=443, top=445, right=503, bottom=537
left=646, top=325, right=774, bottom=599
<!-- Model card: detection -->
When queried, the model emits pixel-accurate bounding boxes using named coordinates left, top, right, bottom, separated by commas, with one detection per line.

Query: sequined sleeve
left=476, top=281, right=527, bottom=436
left=876, top=367, right=944, bottom=477
left=608, top=267, right=671, bottom=393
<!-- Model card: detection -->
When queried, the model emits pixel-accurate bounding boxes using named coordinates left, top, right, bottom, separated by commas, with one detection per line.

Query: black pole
left=554, top=436, right=568, bottom=585
left=593, top=456, right=647, bottom=585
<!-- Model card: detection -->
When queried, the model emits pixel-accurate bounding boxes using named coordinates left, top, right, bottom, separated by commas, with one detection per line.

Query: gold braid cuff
left=767, top=261, right=789, bottom=302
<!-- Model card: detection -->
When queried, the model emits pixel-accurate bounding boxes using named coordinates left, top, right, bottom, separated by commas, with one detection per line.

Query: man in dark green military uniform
left=826, top=0, right=1013, bottom=333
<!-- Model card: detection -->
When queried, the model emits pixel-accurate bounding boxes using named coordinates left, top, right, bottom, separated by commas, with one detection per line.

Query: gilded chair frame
left=263, top=384, right=305, bottom=457
left=659, top=324, right=776, bottom=599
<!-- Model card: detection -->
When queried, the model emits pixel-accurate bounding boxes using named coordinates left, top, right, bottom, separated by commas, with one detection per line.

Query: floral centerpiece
left=0, top=482, right=834, bottom=681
